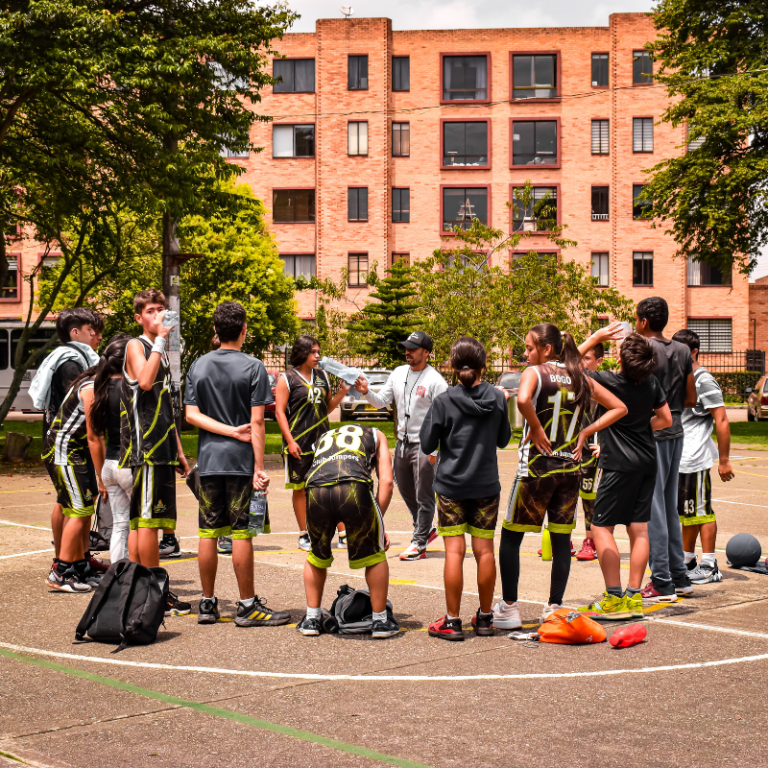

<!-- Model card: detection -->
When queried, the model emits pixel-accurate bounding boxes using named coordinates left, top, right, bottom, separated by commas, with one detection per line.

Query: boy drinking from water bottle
left=184, top=301, right=290, bottom=627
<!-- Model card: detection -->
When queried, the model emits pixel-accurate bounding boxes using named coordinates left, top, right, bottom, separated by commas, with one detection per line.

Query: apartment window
left=273, top=59, right=315, bottom=93
left=511, top=120, right=557, bottom=166
left=392, top=188, right=410, bottom=223
left=442, top=55, right=488, bottom=101
left=592, top=186, right=609, bottom=221
left=273, top=189, right=315, bottom=223
left=442, top=121, right=488, bottom=167
left=348, top=56, right=368, bottom=90
left=687, top=124, right=705, bottom=151
left=219, top=136, right=249, bottom=159
left=442, top=187, right=488, bottom=231
left=511, top=186, right=557, bottom=232
left=272, top=125, right=315, bottom=157
left=591, top=253, right=609, bottom=286
left=348, top=253, right=369, bottom=287
left=348, top=188, right=369, bottom=222
left=392, top=253, right=410, bottom=266
left=633, top=51, right=653, bottom=85
left=393, top=57, right=410, bottom=91
left=633, top=252, right=653, bottom=285
left=1, top=255, right=19, bottom=300
left=280, top=254, right=316, bottom=280
left=39, top=254, right=60, bottom=274
left=210, top=61, right=248, bottom=90
left=392, top=122, right=410, bottom=157
left=688, top=319, right=732, bottom=352
left=633, top=118, right=654, bottom=152
left=11, top=328, right=57, bottom=370
left=592, top=54, right=609, bottom=87
left=592, top=119, right=609, bottom=155
left=633, top=184, right=652, bottom=220
left=348, top=121, right=368, bottom=156
left=687, top=258, right=731, bottom=286
left=512, top=251, right=557, bottom=265
left=512, top=54, right=557, bottom=99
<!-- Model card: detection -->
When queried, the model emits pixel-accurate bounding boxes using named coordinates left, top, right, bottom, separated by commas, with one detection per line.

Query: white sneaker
left=540, top=602, right=562, bottom=623
left=298, top=532, right=311, bottom=551
left=399, top=541, right=426, bottom=561
left=336, top=534, right=347, bottom=550
left=492, top=599, right=522, bottom=630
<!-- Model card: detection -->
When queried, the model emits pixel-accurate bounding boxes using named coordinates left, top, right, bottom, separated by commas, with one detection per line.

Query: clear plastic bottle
left=248, top=490, right=268, bottom=535
left=162, top=310, right=180, bottom=329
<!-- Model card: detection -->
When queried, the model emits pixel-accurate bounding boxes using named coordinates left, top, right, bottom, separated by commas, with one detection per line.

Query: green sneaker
left=624, top=591, right=645, bottom=619
left=579, top=591, right=631, bottom=621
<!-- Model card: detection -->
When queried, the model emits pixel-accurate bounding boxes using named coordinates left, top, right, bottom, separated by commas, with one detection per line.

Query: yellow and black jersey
left=517, top=362, right=587, bottom=479
left=121, top=336, right=178, bottom=468
left=305, top=425, right=378, bottom=487
left=42, top=377, right=95, bottom=467
left=281, top=367, right=331, bottom=455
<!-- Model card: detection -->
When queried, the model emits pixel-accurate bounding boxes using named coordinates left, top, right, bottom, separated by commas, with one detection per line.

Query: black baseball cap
left=399, top=330, right=433, bottom=352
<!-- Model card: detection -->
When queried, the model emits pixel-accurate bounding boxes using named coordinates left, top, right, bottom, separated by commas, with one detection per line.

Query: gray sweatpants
left=393, top=440, right=436, bottom=549
left=648, top=436, right=687, bottom=590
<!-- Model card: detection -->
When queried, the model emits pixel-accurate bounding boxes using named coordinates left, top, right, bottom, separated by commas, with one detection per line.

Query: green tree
left=412, top=184, right=634, bottom=362
left=347, top=261, right=420, bottom=367
left=643, top=0, right=768, bottom=275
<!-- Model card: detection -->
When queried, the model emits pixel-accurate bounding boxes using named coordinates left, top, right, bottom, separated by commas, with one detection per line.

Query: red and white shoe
left=87, top=554, right=109, bottom=573
left=426, top=527, right=439, bottom=546
left=640, top=581, right=678, bottom=604
left=428, top=615, right=464, bottom=641
left=575, top=538, right=597, bottom=561
left=399, top=542, right=426, bottom=561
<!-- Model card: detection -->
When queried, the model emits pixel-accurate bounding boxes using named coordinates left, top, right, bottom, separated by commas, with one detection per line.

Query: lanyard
left=402, top=367, right=425, bottom=445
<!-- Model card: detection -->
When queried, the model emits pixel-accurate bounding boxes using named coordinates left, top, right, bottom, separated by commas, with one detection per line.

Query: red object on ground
left=576, top=538, right=597, bottom=561
left=609, top=624, right=647, bottom=648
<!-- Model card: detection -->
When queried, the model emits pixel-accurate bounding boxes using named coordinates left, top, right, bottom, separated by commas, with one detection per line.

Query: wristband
left=152, top=337, right=167, bottom=355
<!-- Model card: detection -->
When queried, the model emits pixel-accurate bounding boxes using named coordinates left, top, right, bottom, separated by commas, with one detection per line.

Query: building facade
left=236, top=13, right=747, bottom=349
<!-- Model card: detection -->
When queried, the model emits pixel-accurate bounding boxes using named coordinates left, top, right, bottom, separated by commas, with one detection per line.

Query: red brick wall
left=749, top=285, right=768, bottom=350
left=240, top=13, right=750, bottom=348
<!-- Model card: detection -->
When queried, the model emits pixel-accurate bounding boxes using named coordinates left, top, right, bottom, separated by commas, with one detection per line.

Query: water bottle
left=248, top=490, right=268, bottom=535
left=319, top=356, right=364, bottom=401
left=541, top=526, right=552, bottom=561
left=162, top=310, right=180, bottom=329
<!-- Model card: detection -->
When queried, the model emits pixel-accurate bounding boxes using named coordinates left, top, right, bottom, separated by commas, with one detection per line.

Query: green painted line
left=0, top=647, right=431, bottom=768
left=0, top=749, right=26, bottom=764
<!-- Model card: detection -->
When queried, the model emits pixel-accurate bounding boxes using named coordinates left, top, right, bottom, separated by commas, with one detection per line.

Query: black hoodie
left=419, top=381, right=512, bottom=499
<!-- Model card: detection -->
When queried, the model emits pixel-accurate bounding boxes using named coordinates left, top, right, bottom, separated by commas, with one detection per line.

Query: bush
left=712, top=371, right=762, bottom=402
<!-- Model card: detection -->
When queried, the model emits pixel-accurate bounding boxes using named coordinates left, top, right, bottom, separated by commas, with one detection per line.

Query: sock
left=701, top=552, right=716, bottom=567
left=479, top=609, right=493, bottom=618
left=306, top=606, right=321, bottom=620
left=607, top=585, right=623, bottom=598
left=240, top=595, right=256, bottom=608
left=372, top=609, right=387, bottom=623
left=684, top=551, right=696, bottom=564
left=447, top=614, right=460, bottom=621
left=499, top=527, right=524, bottom=602
left=202, top=594, right=217, bottom=602
left=55, top=559, right=72, bottom=575
left=625, top=587, right=641, bottom=597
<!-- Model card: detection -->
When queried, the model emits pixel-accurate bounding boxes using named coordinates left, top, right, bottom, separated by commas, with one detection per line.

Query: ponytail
left=529, top=324, right=591, bottom=413
left=88, top=333, right=132, bottom=435
left=450, top=336, right=486, bottom=389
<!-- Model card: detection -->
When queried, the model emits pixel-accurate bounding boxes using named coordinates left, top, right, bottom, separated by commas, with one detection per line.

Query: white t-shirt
left=679, top=367, right=724, bottom=474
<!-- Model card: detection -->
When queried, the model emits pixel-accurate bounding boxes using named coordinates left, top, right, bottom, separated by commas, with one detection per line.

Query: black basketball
left=725, top=533, right=763, bottom=568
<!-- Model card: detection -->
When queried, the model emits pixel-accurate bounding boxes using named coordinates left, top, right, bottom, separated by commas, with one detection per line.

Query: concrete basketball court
left=1, top=443, right=767, bottom=767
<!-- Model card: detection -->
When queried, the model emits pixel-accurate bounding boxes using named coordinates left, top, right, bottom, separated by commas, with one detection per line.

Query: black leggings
left=499, top=527, right=572, bottom=606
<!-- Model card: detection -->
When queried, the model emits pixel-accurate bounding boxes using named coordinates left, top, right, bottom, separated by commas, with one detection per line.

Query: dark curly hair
left=289, top=335, right=320, bottom=367
left=620, top=333, right=658, bottom=381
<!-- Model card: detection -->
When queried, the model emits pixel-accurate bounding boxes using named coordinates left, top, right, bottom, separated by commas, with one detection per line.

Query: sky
left=283, top=0, right=768, bottom=280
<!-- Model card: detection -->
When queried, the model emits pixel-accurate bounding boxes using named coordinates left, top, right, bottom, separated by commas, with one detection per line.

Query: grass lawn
left=728, top=420, right=768, bottom=447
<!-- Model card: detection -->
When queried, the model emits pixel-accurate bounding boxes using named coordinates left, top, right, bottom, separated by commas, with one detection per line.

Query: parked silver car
left=746, top=376, right=768, bottom=421
left=339, top=369, right=393, bottom=421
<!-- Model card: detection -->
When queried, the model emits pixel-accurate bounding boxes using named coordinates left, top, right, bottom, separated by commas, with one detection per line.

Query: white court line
left=0, top=548, right=54, bottom=560
left=712, top=498, right=768, bottom=509
left=652, top=618, right=768, bottom=640
left=0, top=518, right=51, bottom=531
left=2, top=641, right=767, bottom=682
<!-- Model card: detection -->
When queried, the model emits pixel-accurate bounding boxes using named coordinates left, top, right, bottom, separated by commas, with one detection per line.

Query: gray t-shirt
left=184, top=350, right=272, bottom=476
left=649, top=337, right=693, bottom=442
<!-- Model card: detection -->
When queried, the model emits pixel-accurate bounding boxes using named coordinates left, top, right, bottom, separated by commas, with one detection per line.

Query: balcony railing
left=592, top=213, right=609, bottom=221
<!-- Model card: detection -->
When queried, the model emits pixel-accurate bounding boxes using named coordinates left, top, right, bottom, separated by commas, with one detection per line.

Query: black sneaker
left=690, top=561, right=723, bottom=585
left=428, top=615, right=464, bottom=641
left=165, top=590, right=192, bottom=616
left=471, top=608, right=494, bottom=636
left=686, top=556, right=698, bottom=571
left=297, top=614, right=321, bottom=636
left=46, top=564, right=91, bottom=593
left=674, top=575, right=694, bottom=596
left=217, top=537, right=233, bottom=555
left=371, top=616, right=400, bottom=638
left=235, top=596, right=291, bottom=627
left=159, top=535, right=181, bottom=558
left=198, top=596, right=220, bottom=624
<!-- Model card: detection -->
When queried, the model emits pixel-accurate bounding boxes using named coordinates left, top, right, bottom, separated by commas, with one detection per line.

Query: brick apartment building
left=225, top=11, right=749, bottom=352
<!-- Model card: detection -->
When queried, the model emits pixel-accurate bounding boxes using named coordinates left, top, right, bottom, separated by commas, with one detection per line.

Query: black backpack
left=75, top=560, right=169, bottom=653
left=329, top=584, right=394, bottom=635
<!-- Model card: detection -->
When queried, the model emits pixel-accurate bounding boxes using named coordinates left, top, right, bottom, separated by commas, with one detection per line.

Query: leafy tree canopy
left=644, top=0, right=768, bottom=275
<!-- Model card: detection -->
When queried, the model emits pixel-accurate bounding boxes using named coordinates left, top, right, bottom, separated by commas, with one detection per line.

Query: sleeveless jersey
left=121, top=336, right=178, bottom=467
left=517, top=362, right=587, bottom=478
left=305, top=424, right=378, bottom=487
left=42, top=378, right=95, bottom=466
left=281, top=367, right=331, bottom=454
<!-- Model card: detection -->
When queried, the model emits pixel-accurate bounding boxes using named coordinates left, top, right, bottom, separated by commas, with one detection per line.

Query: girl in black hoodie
left=420, top=337, right=511, bottom=641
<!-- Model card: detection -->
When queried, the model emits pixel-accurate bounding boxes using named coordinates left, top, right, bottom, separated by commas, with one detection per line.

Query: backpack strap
left=74, top=561, right=127, bottom=641
left=113, top=561, right=144, bottom=652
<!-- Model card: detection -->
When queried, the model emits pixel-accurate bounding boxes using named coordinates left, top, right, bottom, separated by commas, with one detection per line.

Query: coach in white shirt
left=355, top=331, right=448, bottom=560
